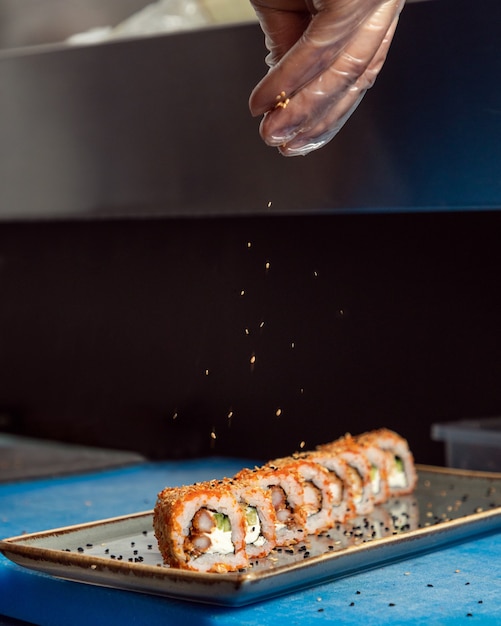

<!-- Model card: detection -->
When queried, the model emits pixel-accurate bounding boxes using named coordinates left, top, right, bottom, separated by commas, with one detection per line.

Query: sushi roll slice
left=331, top=433, right=392, bottom=505
left=153, top=480, right=248, bottom=573
left=265, top=455, right=339, bottom=535
left=235, top=464, right=307, bottom=546
left=356, top=428, right=417, bottom=496
left=317, top=438, right=375, bottom=516
left=302, top=449, right=356, bottom=522
left=232, top=480, right=277, bottom=559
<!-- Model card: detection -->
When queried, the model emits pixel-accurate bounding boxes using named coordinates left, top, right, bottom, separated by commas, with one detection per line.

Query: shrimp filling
left=345, top=465, right=364, bottom=504
left=302, top=480, right=322, bottom=517
left=269, top=485, right=294, bottom=528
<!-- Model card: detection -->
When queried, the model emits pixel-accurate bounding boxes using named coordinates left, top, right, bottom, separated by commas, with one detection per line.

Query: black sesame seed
left=104, top=549, right=109, bottom=554
left=478, top=600, right=483, bottom=604
left=147, top=545, right=153, bottom=550
left=389, top=603, right=395, bottom=607
left=466, top=613, right=473, bottom=617
left=427, top=584, right=434, bottom=588
left=303, top=552, right=310, bottom=558
left=317, top=608, right=324, bottom=613
left=77, top=547, right=84, bottom=553
left=349, top=602, right=355, bottom=607
left=133, top=550, right=138, bottom=555
left=131, top=542, right=135, bottom=547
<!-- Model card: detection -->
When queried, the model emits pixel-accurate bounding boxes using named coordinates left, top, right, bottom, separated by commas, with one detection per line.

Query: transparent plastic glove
left=249, top=0, right=405, bottom=156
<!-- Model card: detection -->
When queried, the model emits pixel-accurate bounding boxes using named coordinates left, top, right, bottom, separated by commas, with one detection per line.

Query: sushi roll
left=153, top=480, right=248, bottom=573
left=356, top=428, right=417, bottom=496
left=152, top=428, right=419, bottom=572
left=235, top=464, right=307, bottom=546
left=265, top=455, right=339, bottom=535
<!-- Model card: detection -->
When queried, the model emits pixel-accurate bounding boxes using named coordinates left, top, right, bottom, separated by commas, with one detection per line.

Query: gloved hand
left=249, top=0, right=405, bottom=156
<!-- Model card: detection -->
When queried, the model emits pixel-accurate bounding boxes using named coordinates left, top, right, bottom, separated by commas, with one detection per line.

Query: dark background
left=1, top=210, right=500, bottom=466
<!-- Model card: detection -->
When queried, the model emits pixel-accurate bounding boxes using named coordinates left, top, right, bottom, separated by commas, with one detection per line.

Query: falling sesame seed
left=172, top=412, right=178, bottom=420
left=247, top=241, right=252, bottom=248
left=240, top=290, right=245, bottom=296
left=228, top=411, right=233, bottom=419
left=210, top=430, right=217, bottom=440
left=275, top=408, right=282, bottom=417
left=299, top=441, right=306, bottom=449
left=205, top=369, right=210, bottom=376
left=244, top=328, right=250, bottom=335
left=250, top=355, right=256, bottom=364
left=265, top=261, right=271, bottom=270
left=267, top=201, right=272, bottom=208
left=259, top=321, right=265, bottom=328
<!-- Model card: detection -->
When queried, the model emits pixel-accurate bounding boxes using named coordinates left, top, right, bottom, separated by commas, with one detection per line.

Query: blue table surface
left=1, top=458, right=501, bottom=626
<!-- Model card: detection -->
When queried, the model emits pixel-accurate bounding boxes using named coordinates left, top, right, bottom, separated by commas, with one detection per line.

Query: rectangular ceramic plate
left=1, top=465, right=501, bottom=607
